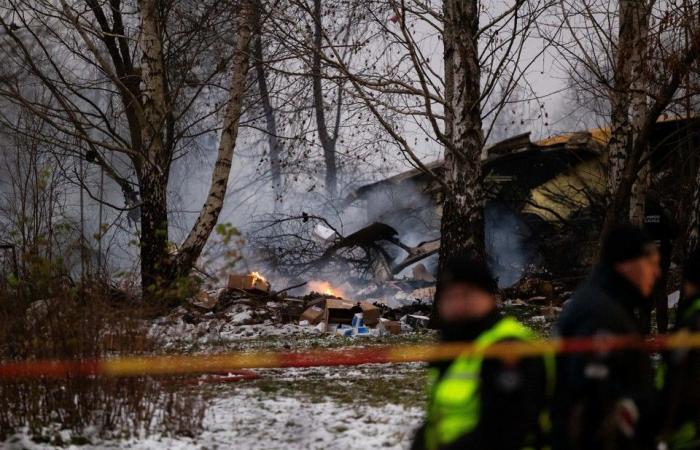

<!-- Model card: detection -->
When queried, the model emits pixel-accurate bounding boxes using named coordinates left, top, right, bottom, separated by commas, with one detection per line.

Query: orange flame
left=308, top=280, right=344, bottom=298
left=250, top=271, right=267, bottom=284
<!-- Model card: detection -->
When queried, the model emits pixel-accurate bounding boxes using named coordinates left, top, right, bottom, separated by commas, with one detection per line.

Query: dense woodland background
left=0, top=0, right=697, bottom=300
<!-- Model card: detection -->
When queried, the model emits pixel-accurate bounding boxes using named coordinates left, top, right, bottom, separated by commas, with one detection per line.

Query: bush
left=0, top=272, right=206, bottom=444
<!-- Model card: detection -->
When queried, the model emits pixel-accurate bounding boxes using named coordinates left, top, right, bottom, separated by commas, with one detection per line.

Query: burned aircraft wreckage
left=321, top=117, right=698, bottom=287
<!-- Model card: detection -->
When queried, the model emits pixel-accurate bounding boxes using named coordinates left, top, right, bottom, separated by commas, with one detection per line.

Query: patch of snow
left=5, top=386, right=423, bottom=450
left=230, top=311, right=253, bottom=325
left=148, top=313, right=323, bottom=350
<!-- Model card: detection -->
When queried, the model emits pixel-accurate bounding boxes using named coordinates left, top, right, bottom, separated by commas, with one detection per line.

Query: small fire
left=308, top=280, right=344, bottom=298
left=250, top=271, right=267, bottom=284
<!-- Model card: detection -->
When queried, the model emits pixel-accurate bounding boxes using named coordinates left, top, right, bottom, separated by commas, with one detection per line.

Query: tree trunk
left=606, top=0, right=637, bottom=220
left=176, top=1, right=253, bottom=275
left=312, top=0, right=338, bottom=200
left=628, top=0, right=651, bottom=225
left=603, top=0, right=651, bottom=233
left=601, top=7, right=700, bottom=240
left=629, top=155, right=650, bottom=224
left=140, top=170, right=170, bottom=293
left=138, top=0, right=168, bottom=165
left=252, top=1, right=283, bottom=208
left=438, top=0, right=485, bottom=270
left=138, top=0, right=171, bottom=294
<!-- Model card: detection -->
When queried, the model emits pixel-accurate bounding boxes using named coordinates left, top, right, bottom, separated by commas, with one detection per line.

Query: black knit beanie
left=600, top=224, right=657, bottom=264
left=438, top=253, right=498, bottom=295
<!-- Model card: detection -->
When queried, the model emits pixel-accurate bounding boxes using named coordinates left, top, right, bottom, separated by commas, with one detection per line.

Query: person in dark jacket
left=553, top=225, right=660, bottom=450
left=412, top=254, right=552, bottom=450
left=657, top=249, right=700, bottom=449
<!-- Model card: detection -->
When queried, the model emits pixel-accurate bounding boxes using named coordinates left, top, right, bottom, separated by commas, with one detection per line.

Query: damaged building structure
left=342, top=117, right=699, bottom=287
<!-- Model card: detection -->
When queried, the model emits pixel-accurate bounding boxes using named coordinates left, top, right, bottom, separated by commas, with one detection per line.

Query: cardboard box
left=378, top=318, right=402, bottom=336
left=228, top=274, right=271, bottom=293
left=324, top=299, right=380, bottom=326
left=384, top=320, right=402, bottom=335
left=300, top=305, right=325, bottom=325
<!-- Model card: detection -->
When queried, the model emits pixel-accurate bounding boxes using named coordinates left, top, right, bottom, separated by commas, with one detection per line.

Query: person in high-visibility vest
left=658, top=249, right=700, bottom=449
left=411, top=254, right=554, bottom=450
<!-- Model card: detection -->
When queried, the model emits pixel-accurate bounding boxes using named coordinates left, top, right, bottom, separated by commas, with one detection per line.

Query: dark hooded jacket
left=553, top=264, right=656, bottom=450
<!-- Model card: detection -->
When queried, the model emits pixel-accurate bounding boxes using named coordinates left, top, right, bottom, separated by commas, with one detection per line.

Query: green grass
left=247, top=364, right=428, bottom=408
left=187, top=333, right=436, bottom=411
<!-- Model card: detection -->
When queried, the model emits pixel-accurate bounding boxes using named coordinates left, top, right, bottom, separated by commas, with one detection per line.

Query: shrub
left=0, top=272, right=205, bottom=444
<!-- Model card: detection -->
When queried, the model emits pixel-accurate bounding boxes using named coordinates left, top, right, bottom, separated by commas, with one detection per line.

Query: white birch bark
left=438, top=0, right=485, bottom=264
left=176, top=0, right=254, bottom=272
left=137, top=0, right=172, bottom=289
left=628, top=1, right=651, bottom=225
left=138, top=0, right=168, bottom=169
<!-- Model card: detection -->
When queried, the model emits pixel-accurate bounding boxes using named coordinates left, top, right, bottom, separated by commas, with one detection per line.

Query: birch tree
left=273, top=0, right=552, bottom=268
left=603, top=0, right=700, bottom=237
left=0, top=0, right=254, bottom=297
left=548, top=0, right=700, bottom=238
left=613, top=0, right=652, bottom=226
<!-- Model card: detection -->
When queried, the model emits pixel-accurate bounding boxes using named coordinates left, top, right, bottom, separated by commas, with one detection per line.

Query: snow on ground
left=4, top=294, right=433, bottom=450
left=147, top=304, right=323, bottom=350
left=146, top=302, right=436, bottom=352
left=149, top=318, right=320, bottom=350
left=4, top=371, right=424, bottom=450
left=3, top=343, right=427, bottom=450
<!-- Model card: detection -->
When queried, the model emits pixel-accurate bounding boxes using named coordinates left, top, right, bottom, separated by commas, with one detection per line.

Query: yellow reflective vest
left=424, top=316, right=555, bottom=450
left=658, top=298, right=700, bottom=450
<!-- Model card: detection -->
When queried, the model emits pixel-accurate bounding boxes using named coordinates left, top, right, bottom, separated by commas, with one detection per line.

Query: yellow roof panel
left=535, top=127, right=611, bottom=147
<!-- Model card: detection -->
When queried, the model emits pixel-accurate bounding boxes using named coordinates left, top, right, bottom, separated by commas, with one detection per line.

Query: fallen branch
left=274, top=281, right=308, bottom=296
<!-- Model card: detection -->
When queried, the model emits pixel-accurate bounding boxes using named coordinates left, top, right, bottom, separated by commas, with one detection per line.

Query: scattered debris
left=324, top=299, right=380, bottom=327
left=156, top=265, right=576, bottom=347
left=189, top=290, right=221, bottom=310
left=313, top=223, right=338, bottom=243
left=381, top=300, right=432, bottom=321
left=502, top=272, right=575, bottom=307
left=411, top=286, right=436, bottom=302
left=228, top=272, right=271, bottom=293
left=405, top=314, right=430, bottom=329
left=300, top=305, right=324, bottom=325
left=377, top=318, right=402, bottom=336
left=152, top=270, right=438, bottom=346
left=504, top=299, right=528, bottom=307
left=525, top=296, right=549, bottom=305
